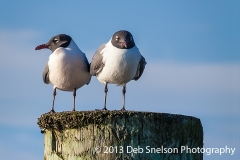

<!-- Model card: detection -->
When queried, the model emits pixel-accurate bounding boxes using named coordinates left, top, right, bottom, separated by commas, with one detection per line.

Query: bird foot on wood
left=120, top=108, right=126, bottom=111
left=49, top=109, right=55, bottom=113
left=95, top=108, right=108, bottom=111
left=102, top=107, right=108, bottom=110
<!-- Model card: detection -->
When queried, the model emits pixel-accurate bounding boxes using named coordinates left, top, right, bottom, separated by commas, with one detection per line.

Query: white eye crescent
left=53, top=39, right=58, bottom=43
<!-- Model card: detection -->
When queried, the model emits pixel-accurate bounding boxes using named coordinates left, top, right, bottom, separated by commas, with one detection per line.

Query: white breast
left=97, top=42, right=141, bottom=85
left=48, top=41, right=91, bottom=91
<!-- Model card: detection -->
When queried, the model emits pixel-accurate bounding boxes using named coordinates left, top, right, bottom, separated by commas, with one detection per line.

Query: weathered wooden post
left=38, top=110, right=203, bottom=160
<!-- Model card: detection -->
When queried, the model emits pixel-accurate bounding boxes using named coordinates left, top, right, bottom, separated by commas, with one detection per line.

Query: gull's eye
left=53, top=39, right=58, bottom=43
left=130, top=37, right=133, bottom=41
left=115, top=36, right=119, bottom=41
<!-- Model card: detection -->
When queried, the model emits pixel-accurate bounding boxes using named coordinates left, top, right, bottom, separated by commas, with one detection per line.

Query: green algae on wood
left=38, top=110, right=203, bottom=160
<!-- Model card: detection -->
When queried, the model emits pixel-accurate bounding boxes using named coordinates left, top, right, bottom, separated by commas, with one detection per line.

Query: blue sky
left=0, top=1, right=239, bottom=160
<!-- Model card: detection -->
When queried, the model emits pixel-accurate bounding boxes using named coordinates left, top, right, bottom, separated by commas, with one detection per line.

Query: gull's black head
left=111, top=30, right=135, bottom=49
left=35, top=34, right=72, bottom=52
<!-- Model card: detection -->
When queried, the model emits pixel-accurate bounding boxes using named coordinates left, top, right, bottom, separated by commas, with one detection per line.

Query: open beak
left=35, top=44, right=49, bottom=50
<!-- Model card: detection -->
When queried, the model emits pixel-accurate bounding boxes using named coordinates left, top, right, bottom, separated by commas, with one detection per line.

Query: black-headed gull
left=35, top=34, right=91, bottom=112
left=90, top=30, right=146, bottom=110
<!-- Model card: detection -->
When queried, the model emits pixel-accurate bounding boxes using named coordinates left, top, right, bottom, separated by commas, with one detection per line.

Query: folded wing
left=133, top=55, right=147, bottom=81
left=90, top=44, right=106, bottom=76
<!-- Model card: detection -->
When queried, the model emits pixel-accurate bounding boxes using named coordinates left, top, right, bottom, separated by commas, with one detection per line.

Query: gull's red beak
left=35, top=44, right=49, bottom=50
left=121, top=41, right=127, bottom=48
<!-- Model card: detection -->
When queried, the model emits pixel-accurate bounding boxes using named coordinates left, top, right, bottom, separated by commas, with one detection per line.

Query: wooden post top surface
left=38, top=110, right=202, bottom=131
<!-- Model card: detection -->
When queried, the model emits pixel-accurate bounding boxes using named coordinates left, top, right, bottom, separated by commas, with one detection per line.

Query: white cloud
left=0, top=28, right=41, bottom=41
left=141, top=62, right=240, bottom=92
left=0, top=28, right=47, bottom=70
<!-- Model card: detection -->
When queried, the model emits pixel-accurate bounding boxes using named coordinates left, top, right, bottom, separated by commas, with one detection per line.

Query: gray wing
left=90, top=44, right=106, bottom=76
left=42, top=63, right=50, bottom=84
left=133, top=55, right=147, bottom=81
